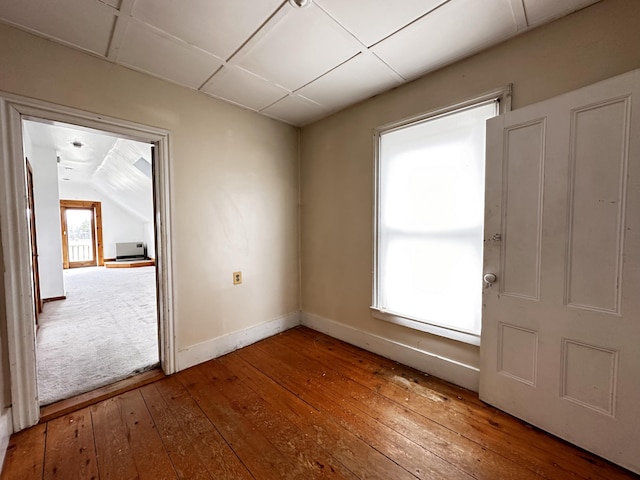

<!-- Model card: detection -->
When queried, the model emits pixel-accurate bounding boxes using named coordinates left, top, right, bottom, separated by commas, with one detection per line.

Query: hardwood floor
left=39, top=368, right=165, bottom=423
left=2, top=326, right=636, bottom=479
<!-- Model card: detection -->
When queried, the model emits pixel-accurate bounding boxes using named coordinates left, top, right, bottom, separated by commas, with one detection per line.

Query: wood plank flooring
left=2, top=326, right=637, bottom=479
left=40, top=368, right=165, bottom=423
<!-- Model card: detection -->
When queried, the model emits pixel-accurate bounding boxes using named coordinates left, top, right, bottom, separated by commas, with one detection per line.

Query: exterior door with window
left=63, top=208, right=95, bottom=267
left=60, top=200, right=104, bottom=269
left=480, top=69, right=640, bottom=473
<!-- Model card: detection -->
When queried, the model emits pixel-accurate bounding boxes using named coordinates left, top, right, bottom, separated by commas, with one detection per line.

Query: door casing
left=0, top=91, right=176, bottom=431
left=25, top=159, right=42, bottom=324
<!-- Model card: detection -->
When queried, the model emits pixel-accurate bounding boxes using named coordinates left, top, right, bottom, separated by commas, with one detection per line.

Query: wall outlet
left=233, top=271, right=242, bottom=285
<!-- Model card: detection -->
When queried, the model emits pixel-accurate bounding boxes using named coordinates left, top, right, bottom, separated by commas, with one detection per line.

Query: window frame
left=371, top=86, right=512, bottom=346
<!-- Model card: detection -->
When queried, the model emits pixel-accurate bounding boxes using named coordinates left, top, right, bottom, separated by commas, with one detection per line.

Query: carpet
left=36, top=266, right=159, bottom=406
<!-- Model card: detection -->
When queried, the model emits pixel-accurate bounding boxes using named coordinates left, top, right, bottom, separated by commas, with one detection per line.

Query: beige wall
left=300, top=0, right=640, bottom=381
left=0, top=22, right=300, bottom=383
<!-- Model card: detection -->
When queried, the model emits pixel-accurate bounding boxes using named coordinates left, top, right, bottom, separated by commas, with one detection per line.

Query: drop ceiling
left=0, top=0, right=600, bottom=126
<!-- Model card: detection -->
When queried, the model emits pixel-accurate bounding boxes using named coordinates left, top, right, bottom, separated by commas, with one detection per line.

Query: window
left=372, top=90, right=509, bottom=345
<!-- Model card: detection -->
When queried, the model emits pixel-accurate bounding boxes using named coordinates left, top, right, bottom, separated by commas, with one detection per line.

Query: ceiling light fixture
left=289, top=0, right=311, bottom=8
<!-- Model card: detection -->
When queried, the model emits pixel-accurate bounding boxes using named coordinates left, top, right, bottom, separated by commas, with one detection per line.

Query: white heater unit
left=116, top=242, right=146, bottom=261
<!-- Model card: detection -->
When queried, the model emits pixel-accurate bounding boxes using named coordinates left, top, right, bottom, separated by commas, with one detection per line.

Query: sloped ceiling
left=23, top=119, right=153, bottom=223
left=0, top=0, right=600, bottom=126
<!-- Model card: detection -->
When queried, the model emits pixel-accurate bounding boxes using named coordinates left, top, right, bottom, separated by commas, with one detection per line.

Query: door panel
left=566, top=98, right=628, bottom=313
left=501, top=119, right=545, bottom=300
left=480, top=69, right=640, bottom=474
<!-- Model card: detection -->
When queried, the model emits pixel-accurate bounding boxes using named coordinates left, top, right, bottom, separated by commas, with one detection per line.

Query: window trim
left=371, top=86, right=512, bottom=345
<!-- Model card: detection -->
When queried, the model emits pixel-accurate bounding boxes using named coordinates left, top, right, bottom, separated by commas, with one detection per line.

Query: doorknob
left=483, top=273, right=497, bottom=285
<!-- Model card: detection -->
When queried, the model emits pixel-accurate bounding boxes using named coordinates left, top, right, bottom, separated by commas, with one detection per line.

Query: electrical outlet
left=233, top=271, right=242, bottom=285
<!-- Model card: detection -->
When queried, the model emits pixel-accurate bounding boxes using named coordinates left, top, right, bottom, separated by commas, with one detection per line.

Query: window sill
left=370, top=307, right=481, bottom=346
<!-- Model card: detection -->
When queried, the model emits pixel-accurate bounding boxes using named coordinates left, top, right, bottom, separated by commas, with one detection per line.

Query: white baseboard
left=175, top=310, right=479, bottom=391
left=177, top=311, right=301, bottom=371
left=0, top=407, right=12, bottom=472
left=301, top=312, right=479, bottom=392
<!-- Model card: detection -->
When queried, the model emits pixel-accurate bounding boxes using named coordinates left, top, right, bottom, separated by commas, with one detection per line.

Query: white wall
left=58, top=181, right=149, bottom=260
left=27, top=144, right=65, bottom=299
left=144, top=222, right=155, bottom=259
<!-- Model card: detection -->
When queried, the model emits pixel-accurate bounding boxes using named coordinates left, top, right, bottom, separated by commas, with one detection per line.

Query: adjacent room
left=22, top=119, right=160, bottom=406
left=0, top=0, right=639, bottom=478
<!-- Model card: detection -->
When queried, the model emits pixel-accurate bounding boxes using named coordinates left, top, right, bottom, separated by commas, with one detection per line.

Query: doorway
left=60, top=200, right=104, bottom=269
left=24, top=119, right=161, bottom=407
left=0, top=92, right=175, bottom=430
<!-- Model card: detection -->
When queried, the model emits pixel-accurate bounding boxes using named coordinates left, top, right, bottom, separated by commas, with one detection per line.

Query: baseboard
left=42, top=296, right=66, bottom=303
left=301, top=312, right=479, bottom=392
left=176, top=310, right=479, bottom=390
left=0, top=407, right=12, bottom=472
left=104, top=260, right=155, bottom=269
left=177, top=311, right=302, bottom=371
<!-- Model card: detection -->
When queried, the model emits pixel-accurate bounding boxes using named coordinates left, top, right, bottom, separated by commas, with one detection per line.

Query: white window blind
left=374, top=100, right=498, bottom=340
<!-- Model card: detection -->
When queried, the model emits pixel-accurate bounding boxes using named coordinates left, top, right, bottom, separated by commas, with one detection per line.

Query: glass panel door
left=65, top=208, right=96, bottom=267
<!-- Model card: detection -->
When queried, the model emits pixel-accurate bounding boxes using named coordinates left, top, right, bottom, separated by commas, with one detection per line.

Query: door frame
left=25, top=159, right=42, bottom=322
left=0, top=91, right=176, bottom=431
left=60, top=200, right=104, bottom=269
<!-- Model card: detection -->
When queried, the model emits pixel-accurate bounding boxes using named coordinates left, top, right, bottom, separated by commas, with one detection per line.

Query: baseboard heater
left=116, top=242, right=146, bottom=261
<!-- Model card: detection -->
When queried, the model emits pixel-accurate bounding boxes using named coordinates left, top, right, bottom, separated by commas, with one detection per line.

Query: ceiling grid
left=0, top=0, right=601, bottom=125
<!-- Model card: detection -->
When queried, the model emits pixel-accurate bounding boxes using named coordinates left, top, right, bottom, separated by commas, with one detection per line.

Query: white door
left=480, top=68, right=640, bottom=474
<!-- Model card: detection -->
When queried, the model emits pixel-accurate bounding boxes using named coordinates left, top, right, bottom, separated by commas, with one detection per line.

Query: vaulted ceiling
left=23, top=119, right=153, bottom=222
left=0, top=0, right=600, bottom=126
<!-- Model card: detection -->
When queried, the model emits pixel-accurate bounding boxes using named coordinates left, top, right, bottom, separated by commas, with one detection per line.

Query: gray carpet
left=36, top=266, right=159, bottom=406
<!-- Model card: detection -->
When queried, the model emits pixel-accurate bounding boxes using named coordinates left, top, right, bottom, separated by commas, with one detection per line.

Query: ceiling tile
left=0, top=0, right=116, bottom=56
left=236, top=3, right=361, bottom=92
left=261, top=95, right=329, bottom=126
left=201, top=67, right=289, bottom=112
left=372, top=0, right=516, bottom=80
left=314, top=0, right=447, bottom=47
left=2, top=0, right=604, bottom=126
left=522, top=0, right=600, bottom=27
left=131, top=0, right=282, bottom=60
left=118, top=22, right=223, bottom=89
left=297, top=53, right=401, bottom=110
